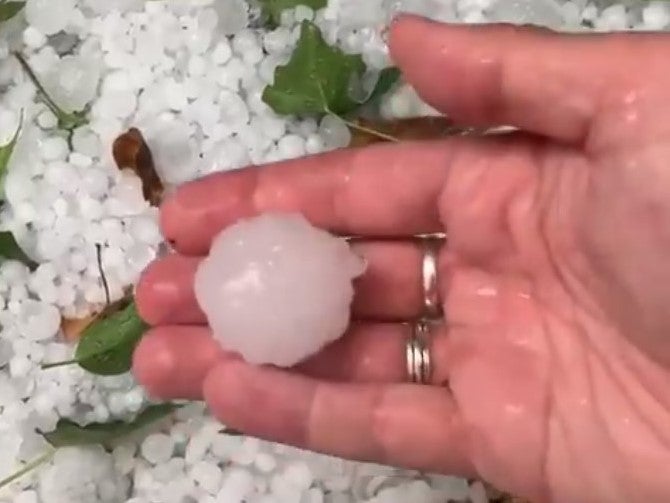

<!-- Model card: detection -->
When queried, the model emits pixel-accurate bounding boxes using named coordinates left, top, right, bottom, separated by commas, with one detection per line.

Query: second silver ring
left=421, top=237, right=444, bottom=320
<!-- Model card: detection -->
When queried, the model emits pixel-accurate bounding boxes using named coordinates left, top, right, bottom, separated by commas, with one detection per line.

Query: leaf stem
left=41, top=359, right=78, bottom=370
left=12, top=51, right=88, bottom=134
left=0, top=449, right=55, bottom=491
left=12, top=52, right=62, bottom=117
left=95, top=243, right=110, bottom=307
left=339, top=117, right=400, bottom=143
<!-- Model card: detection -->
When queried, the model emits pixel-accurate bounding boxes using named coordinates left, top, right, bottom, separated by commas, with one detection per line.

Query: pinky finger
left=202, top=360, right=475, bottom=476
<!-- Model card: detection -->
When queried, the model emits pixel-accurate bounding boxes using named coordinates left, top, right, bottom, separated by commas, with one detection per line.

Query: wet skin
left=132, top=15, right=670, bottom=503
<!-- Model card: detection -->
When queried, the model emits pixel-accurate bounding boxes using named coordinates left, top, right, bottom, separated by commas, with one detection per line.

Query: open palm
left=132, top=16, right=670, bottom=503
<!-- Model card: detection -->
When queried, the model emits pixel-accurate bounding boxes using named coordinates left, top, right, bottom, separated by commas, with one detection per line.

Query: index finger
left=160, top=141, right=452, bottom=255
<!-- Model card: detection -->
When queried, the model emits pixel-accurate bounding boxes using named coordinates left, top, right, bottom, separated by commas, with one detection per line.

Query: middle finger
left=136, top=240, right=443, bottom=325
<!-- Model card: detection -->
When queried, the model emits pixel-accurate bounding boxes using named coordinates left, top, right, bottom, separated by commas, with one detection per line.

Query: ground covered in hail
left=0, top=0, right=667, bottom=502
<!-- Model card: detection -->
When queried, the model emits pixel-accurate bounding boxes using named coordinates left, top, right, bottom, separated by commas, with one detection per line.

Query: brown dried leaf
left=348, top=116, right=478, bottom=147
left=112, top=128, right=163, bottom=206
left=59, top=295, right=133, bottom=342
left=61, top=314, right=98, bottom=342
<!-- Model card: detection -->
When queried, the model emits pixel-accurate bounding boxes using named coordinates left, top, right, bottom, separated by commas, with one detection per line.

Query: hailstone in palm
left=194, top=212, right=366, bottom=367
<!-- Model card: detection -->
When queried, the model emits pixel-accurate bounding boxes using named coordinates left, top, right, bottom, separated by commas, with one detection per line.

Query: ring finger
left=132, top=321, right=451, bottom=400
left=136, top=238, right=447, bottom=325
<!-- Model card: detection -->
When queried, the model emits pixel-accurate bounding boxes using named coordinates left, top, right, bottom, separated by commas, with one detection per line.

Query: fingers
left=160, top=141, right=451, bottom=255
left=202, top=360, right=474, bottom=476
left=136, top=240, right=437, bottom=326
left=389, top=15, right=635, bottom=143
left=131, top=322, right=451, bottom=400
left=131, top=326, right=229, bottom=400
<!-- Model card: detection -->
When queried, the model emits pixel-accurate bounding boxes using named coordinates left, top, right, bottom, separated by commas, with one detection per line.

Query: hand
left=132, top=15, right=670, bottom=503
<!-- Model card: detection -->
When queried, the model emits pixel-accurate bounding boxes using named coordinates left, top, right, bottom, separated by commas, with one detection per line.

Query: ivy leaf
left=259, top=0, right=326, bottom=27
left=0, top=231, right=37, bottom=269
left=40, top=403, right=179, bottom=449
left=73, top=299, right=149, bottom=376
left=262, top=20, right=367, bottom=116
left=262, top=21, right=401, bottom=123
left=0, top=1, right=24, bottom=23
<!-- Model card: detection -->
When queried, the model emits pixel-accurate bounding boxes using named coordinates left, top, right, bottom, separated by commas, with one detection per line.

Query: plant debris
left=112, top=127, right=164, bottom=206
left=348, top=116, right=479, bottom=147
left=40, top=403, right=180, bottom=449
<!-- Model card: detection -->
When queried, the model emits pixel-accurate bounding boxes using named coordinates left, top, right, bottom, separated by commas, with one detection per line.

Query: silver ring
left=421, top=238, right=443, bottom=320
left=406, top=321, right=432, bottom=384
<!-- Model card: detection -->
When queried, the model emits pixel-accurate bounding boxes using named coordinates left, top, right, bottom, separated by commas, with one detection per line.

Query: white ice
left=194, top=212, right=366, bottom=367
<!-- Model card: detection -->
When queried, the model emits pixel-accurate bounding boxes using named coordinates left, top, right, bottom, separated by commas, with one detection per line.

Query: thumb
left=388, top=15, right=646, bottom=144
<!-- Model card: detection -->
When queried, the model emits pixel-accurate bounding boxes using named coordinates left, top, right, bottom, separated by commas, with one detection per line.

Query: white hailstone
left=68, top=153, right=92, bottom=168
left=0, top=338, right=12, bottom=367
left=3, top=168, right=35, bottom=205
left=194, top=213, right=365, bottom=367
left=230, top=436, right=261, bottom=466
left=128, top=216, right=162, bottom=245
left=141, top=433, right=175, bottom=465
left=294, top=5, right=315, bottom=22
left=212, top=0, right=249, bottom=35
left=319, top=114, right=352, bottom=150
left=283, top=461, right=314, bottom=491
left=23, top=26, right=47, bottom=49
left=219, top=88, right=250, bottom=131
left=15, top=491, right=39, bottom=503
left=255, top=115, right=286, bottom=141
left=40, top=136, right=69, bottom=161
left=254, top=453, right=277, bottom=473
left=217, top=467, right=255, bottom=502
left=41, top=55, right=102, bottom=112
left=25, top=0, right=75, bottom=36
left=276, top=134, right=306, bottom=159
left=18, top=300, right=61, bottom=341
left=112, top=444, right=137, bottom=475
left=142, top=115, right=198, bottom=185
left=188, top=55, right=207, bottom=77
left=595, top=4, right=629, bottom=30
left=210, top=432, right=242, bottom=460
left=37, top=446, right=128, bottom=503
left=71, top=127, right=101, bottom=158
left=305, top=134, right=325, bottom=155
left=82, top=0, right=143, bottom=14
left=642, top=1, right=670, bottom=29
left=191, top=461, right=223, bottom=495
left=211, top=40, right=233, bottom=65
left=263, top=27, right=291, bottom=54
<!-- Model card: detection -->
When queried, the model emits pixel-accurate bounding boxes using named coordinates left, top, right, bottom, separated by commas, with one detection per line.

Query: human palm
left=132, top=16, right=670, bottom=503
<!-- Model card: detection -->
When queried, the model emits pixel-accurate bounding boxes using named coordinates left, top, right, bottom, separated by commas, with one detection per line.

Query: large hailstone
left=194, top=213, right=366, bottom=367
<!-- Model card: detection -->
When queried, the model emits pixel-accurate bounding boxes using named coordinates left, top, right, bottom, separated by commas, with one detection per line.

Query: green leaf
left=74, top=299, right=149, bottom=376
left=0, top=231, right=37, bottom=270
left=262, top=22, right=401, bottom=120
left=0, top=1, right=24, bottom=23
left=262, top=20, right=367, bottom=117
left=364, top=66, right=401, bottom=106
left=41, top=403, right=179, bottom=449
left=259, top=0, right=326, bottom=27
left=0, top=111, right=22, bottom=195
